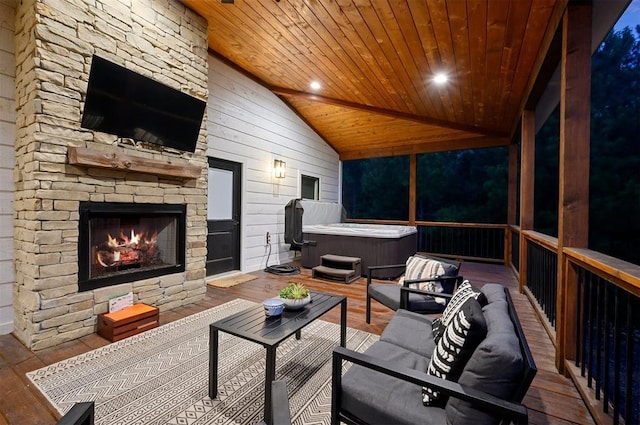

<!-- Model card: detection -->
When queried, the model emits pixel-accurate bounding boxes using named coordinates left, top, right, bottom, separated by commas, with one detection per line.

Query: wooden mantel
left=67, top=147, right=202, bottom=179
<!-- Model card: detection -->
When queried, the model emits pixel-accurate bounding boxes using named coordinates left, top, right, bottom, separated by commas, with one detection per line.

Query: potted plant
left=278, top=282, right=311, bottom=310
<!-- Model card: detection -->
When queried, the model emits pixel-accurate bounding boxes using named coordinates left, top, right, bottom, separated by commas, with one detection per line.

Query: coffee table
left=208, top=291, right=347, bottom=425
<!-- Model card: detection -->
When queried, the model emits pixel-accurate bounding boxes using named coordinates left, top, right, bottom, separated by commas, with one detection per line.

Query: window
left=341, top=156, right=409, bottom=220
left=301, top=174, right=319, bottom=200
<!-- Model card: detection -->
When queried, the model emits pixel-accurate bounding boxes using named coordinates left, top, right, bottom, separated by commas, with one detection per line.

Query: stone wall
left=13, top=0, right=208, bottom=350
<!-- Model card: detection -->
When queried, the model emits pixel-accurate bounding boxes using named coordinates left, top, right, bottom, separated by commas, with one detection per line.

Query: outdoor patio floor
left=0, top=260, right=594, bottom=424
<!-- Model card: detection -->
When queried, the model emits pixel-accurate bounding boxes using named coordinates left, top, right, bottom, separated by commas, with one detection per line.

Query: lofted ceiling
left=180, top=0, right=568, bottom=160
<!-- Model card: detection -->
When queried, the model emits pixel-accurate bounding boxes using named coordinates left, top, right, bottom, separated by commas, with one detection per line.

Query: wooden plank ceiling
left=180, top=0, right=567, bottom=160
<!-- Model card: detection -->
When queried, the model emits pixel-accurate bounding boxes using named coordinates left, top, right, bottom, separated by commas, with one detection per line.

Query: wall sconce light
left=273, top=159, right=286, bottom=179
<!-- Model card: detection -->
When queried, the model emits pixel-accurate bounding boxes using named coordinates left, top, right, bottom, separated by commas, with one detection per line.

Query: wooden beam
left=272, top=86, right=507, bottom=138
left=556, top=1, right=592, bottom=373
left=510, top=0, right=568, bottom=139
left=339, top=135, right=510, bottom=161
left=68, top=147, right=202, bottom=179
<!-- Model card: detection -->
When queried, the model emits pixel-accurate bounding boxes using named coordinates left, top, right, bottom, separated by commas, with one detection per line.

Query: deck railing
left=524, top=232, right=559, bottom=330
left=415, top=221, right=506, bottom=263
left=562, top=249, right=640, bottom=425
left=510, top=226, right=520, bottom=273
left=345, top=219, right=507, bottom=264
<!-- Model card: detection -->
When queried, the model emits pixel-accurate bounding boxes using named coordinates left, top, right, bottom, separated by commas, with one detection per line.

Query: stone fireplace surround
left=13, top=0, right=209, bottom=350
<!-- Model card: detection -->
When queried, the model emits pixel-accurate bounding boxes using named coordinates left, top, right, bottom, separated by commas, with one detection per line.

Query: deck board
left=0, top=261, right=594, bottom=424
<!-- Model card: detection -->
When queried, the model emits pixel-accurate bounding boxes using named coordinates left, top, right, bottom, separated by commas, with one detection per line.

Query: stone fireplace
left=13, top=0, right=209, bottom=350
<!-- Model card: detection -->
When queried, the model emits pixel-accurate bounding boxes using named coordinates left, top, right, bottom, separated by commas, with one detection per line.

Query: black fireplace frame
left=78, top=202, right=187, bottom=292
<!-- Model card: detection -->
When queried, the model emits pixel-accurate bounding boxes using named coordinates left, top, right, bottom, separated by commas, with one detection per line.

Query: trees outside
left=416, top=148, right=508, bottom=223
left=342, top=156, right=409, bottom=220
left=535, top=26, right=640, bottom=264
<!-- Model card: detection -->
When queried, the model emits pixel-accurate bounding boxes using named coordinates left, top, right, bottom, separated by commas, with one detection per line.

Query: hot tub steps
left=312, top=254, right=361, bottom=284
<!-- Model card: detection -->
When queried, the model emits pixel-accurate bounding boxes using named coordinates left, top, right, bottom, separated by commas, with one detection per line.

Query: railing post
left=519, top=110, right=535, bottom=294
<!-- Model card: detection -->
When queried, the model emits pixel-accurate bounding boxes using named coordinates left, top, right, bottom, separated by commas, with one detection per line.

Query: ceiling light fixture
left=310, top=81, right=321, bottom=91
left=433, top=73, right=448, bottom=84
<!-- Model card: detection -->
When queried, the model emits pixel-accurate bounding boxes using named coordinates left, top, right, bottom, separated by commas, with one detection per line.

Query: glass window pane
left=342, top=156, right=409, bottom=220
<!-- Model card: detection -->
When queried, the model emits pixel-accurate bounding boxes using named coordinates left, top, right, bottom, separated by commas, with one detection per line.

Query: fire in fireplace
left=78, top=202, right=186, bottom=291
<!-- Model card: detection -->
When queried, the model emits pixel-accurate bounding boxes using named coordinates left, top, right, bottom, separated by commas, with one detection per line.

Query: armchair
left=366, top=255, right=463, bottom=323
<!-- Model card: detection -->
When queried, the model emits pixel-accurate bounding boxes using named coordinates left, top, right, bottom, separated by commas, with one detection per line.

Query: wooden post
left=409, top=154, right=416, bottom=226
left=507, top=144, right=518, bottom=268
left=519, top=110, right=535, bottom=293
left=556, top=2, right=591, bottom=373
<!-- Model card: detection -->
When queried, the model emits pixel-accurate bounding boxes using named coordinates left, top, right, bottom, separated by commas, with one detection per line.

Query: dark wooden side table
left=209, top=291, right=347, bottom=425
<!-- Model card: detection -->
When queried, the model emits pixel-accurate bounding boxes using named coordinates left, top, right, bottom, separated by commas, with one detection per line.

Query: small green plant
left=279, top=282, right=309, bottom=299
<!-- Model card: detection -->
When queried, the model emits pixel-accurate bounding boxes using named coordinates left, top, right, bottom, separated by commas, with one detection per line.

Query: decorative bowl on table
left=263, top=298, right=285, bottom=318
left=280, top=294, right=311, bottom=310
left=278, top=282, right=311, bottom=310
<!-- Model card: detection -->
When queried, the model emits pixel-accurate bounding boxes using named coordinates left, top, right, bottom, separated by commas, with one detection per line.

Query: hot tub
left=301, top=223, right=417, bottom=278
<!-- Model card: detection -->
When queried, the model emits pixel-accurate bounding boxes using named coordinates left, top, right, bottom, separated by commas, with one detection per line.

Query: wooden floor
left=0, top=261, right=594, bottom=424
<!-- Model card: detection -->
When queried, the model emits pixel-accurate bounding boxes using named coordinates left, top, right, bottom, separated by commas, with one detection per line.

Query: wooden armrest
left=333, top=347, right=528, bottom=424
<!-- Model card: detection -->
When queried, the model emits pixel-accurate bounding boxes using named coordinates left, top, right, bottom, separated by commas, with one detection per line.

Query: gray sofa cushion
left=380, top=309, right=436, bottom=357
left=445, top=284, right=524, bottom=425
left=341, top=341, right=447, bottom=425
left=369, top=284, right=446, bottom=314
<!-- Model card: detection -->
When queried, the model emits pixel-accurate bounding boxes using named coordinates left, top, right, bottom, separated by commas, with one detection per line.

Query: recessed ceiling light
left=310, top=81, right=321, bottom=91
left=433, top=73, right=448, bottom=84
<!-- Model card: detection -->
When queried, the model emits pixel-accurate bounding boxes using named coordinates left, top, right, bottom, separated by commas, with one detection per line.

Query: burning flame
left=96, top=228, right=159, bottom=268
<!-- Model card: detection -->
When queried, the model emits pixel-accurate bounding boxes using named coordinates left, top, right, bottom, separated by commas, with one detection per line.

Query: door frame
left=207, top=157, right=242, bottom=276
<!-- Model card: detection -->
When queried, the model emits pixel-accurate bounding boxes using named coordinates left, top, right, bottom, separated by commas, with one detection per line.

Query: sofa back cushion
left=445, top=284, right=525, bottom=425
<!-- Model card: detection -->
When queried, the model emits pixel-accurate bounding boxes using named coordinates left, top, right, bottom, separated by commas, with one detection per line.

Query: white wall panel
left=206, top=55, right=340, bottom=273
left=0, top=0, right=15, bottom=335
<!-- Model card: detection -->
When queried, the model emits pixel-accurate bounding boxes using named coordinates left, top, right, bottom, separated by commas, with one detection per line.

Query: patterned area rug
left=27, top=299, right=378, bottom=425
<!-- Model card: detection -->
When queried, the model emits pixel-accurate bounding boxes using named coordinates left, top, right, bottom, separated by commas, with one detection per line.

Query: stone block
left=41, top=309, right=93, bottom=329
left=39, top=262, right=78, bottom=278
left=186, top=268, right=205, bottom=281
left=34, top=230, right=62, bottom=245
left=93, top=283, right=133, bottom=303
left=183, top=279, right=204, bottom=292
left=32, top=326, right=94, bottom=351
left=34, top=252, right=61, bottom=266
left=157, top=299, right=182, bottom=312
left=41, top=291, right=92, bottom=309
left=159, top=273, right=184, bottom=288
left=163, top=285, right=184, bottom=296
left=40, top=284, right=78, bottom=299
left=32, top=305, right=70, bottom=323
left=58, top=321, right=82, bottom=333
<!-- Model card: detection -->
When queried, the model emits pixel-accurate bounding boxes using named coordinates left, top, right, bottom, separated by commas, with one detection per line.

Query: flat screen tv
left=81, top=55, right=206, bottom=152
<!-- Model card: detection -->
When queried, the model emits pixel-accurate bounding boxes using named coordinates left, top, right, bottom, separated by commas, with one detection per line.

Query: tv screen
left=81, top=55, right=206, bottom=152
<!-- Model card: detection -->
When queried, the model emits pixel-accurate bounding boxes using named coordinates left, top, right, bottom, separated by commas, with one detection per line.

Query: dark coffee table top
left=210, top=291, right=346, bottom=347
